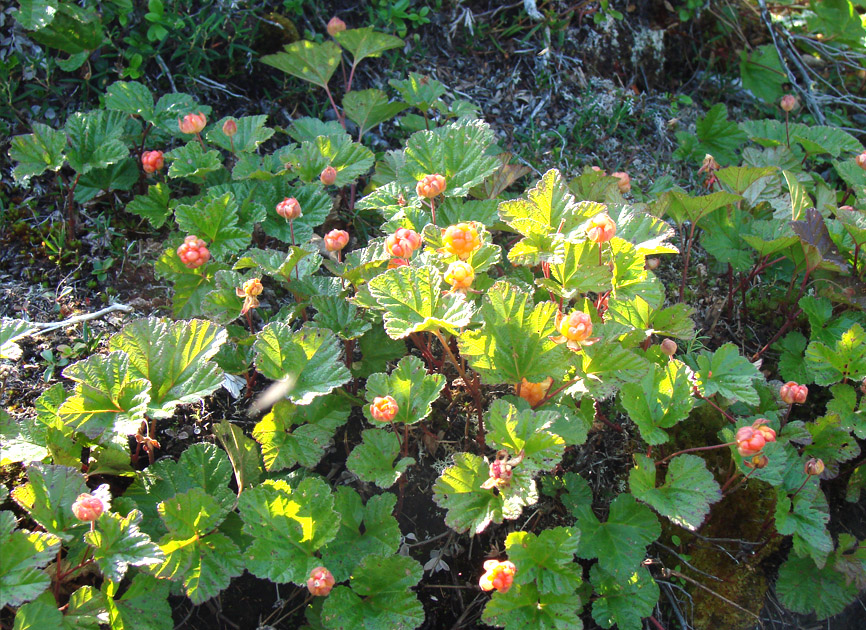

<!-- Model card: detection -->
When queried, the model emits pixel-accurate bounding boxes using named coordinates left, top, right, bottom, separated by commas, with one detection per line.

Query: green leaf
left=174, top=192, right=251, bottom=259
left=26, top=2, right=102, bottom=54
left=608, top=205, right=678, bottom=255
left=342, top=89, right=408, bottom=137
left=239, top=478, right=339, bottom=584
left=85, top=509, right=164, bottom=582
left=739, top=45, right=786, bottom=103
left=253, top=397, right=350, bottom=471
left=254, top=323, right=351, bottom=405
left=536, top=239, right=612, bottom=298
left=390, top=72, right=448, bottom=112
left=14, top=0, right=59, bottom=30
left=590, top=565, right=659, bottom=630
left=694, top=103, right=747, bottom=165
left=9, top=122, right=66, bottom=184
left=805, top=323, right=866, bottom=385
left=0, top=409, right=49, bottom=465
left=363, top=355, right=445, bottom=425
left=311, top=296, right=372, bottom=340
left=286, top=117, right=345, bottom=143
left=400, top=119, right=500, bottom=197
left=261, top=40, right=342, bottom=89
left=660, top=190, right=742, bottom=226
left=104, top=80, right=154, bottom=120
left=104, top=573, right=172, bottom=630
left=354, top=325, right=406, bottom=378
left=700, top=206, right=755, bottom=271
left=321, top=555, right=424, bottom=630
left=574, top=494, right=660, bottom=578
left=775, top=485, right=833, bottom=568
left=432, top=452, right=538, bottom=534
left=151, top=488, right=243, bottom=604
left=619, top=361, right=694, bottom=445
left=206, top=115, right=274, bottom=153
left=607, top=297, right=695, bottom=343
left=482, top=582, right=584, bottom=630
left=629, top=454, right=721, bottom=531
left=320, top=489, right=401, bottom=582
left=117, top=443, right=234, bottom=538
left=0, top=318, right=35, bottom=360
left=11, top=592, right=62, bottom=630
left=0, top=511, right=61, bottom=608
left=777, top=553, right=859, bottom=619
left=13, top=464, right=88, bottom=542
left=505, top=527, right=582, bottom=594
left=63, top=586, right=107, bottom=630
left=154, top=248, right=224, bottom=318
left=109, top=318, right=226, bottom=418
left=74, top=157, right=139, bottom=203
left=486, top=399, right=565, bottom=472
left=58, top=351, right=150, bottom=442
left=124, top=181, right=172, bottom=226
left=347, top=428, right=415, bottom=489
left=368, top=265, right=474, bottom=339
left=333, top=27, right=403, bottom=64
left=790, top=126, right=862, bottom=158
left=694, top=342, right=761, bottom=405
left=64, top=111, right=128, bottom=175
left=458, top=281, right=569, bottom=384
left=213, top=420, right=263, bottom=492
left=287, top=132, right=375, bottom=186
left=165, top=140, right=222, bottom=180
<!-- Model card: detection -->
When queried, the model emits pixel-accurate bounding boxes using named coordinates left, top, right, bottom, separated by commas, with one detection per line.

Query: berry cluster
left=370, top=395, right=399, bottom=422
left=735, top=419, right=776, bottom=457
left=385, top=228, right=422, bottom=260
left=441, top=222, right=481, bottom=260
left=177, top=235, right=211, bottom=269
left=479, top=560, right=516, bottom=593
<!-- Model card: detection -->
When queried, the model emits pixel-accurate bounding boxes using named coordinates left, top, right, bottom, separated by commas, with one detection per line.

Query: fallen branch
left=29, top=303, right=134, bottom=334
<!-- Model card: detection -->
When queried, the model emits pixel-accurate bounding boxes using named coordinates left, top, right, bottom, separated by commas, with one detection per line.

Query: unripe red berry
left=736, top=419, right=776, bottom=457
left=385, top=228, right=422, bottom=259
left=591, top=165, right=607, bottom=175
left=586, top=213, right=616, bottom=243
left=320, top=165, right=337, bottom=186
left=780, top=381, right=808, bottom=405
left=178, top=112, right=207, bottom=135
left=324, top=229, right=349, bottom=252
left=611, top=171, right=631, bottom=194
left=856, top=152, right=866, bottom=171
left=479, top=560, right=516, bottom=593
left=646, top=257, right=660, bottom=270
left=276, top=197, right=302, bottom=221
left=780, top=94, right=798, bottom=112
left=327, top=16, right=346, bottom=37
left=177, top=235, right=211, bottom=269
left=804, top=458, right=825, bottom=476
left=370, top=395, right=399, bottom=422
left=72, top=493, right=104, bottom=522
left=660, top=339, right=678, bottom=357
left=222, top=118, right=237, bottom=137
left=307, top=566, right=335, bottom=596
left=388, top=257, right=409, bottom=269
left=141, top=150, right=164, bottom=174
left=416, top=174, right=447, bottom=199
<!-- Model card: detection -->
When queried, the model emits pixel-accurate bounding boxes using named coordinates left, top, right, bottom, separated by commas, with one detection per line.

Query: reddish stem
left=658, top=441, right=736, bottom=466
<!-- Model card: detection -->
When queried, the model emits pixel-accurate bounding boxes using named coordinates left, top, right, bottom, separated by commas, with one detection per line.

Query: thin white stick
left=29, top=303, right=134, bottom=334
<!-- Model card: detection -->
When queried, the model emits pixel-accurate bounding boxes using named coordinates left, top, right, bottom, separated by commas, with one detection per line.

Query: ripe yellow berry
left=442, top=223, right=481, bottom=260
left=444, top=261, right=474, bottom=290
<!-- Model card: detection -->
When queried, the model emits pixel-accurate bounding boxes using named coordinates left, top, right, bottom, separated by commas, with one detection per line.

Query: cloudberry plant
left=660, top=339, right=678, bottom=357
left=780, top=94, right=798, bottom=112
left=441, top=223, right=481, bottom=260
left=556, top=310, right=593, bottom=350
left=370, top=395, right=399, bottom=422
left=222, top=118, right=237, bottom=137
left=515, top=377, right=553, bottom=407
left=327, top=16, right=346, bottom=36
left=444, top=261, right=474, bottom=291
left=855, top=151, right=866, bottom=170
left=480, top=450, right=523, bottom=489
left=320, top=165, right=337, bottom=186
left=611, top=171, right=631, bottom=194
left=177, top=235, right=211, bottom=269
left=736, top=420, right=776, bottom=457
left=586, top=213, right=616, bottom=244
left=416, top=173, right=446, bottom=199
left=276, top=197, right=302, bottom=221
left=141, top=150, right=164, bottom=174
left=745, top=454, right=769, bottom=469
left=178, top=112, right=207, bottom=135
left=385, top=228, right=422, bottom=259
left=780, top=381, right=808, bottom=405
left=236, top=278, right=263, bottom=315
left=71, top=493, right=104, bottom=522
left=324, top=229, right=349, bottom=252
left=307, top=567, right=335, bottom=596
left=804, top=458, right=825, bottom=476
left=479, top=560, right=516, bottom=593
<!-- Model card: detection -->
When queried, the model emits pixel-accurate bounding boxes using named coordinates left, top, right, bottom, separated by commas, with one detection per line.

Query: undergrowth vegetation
left=2, top=2, right=866, bottom=629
